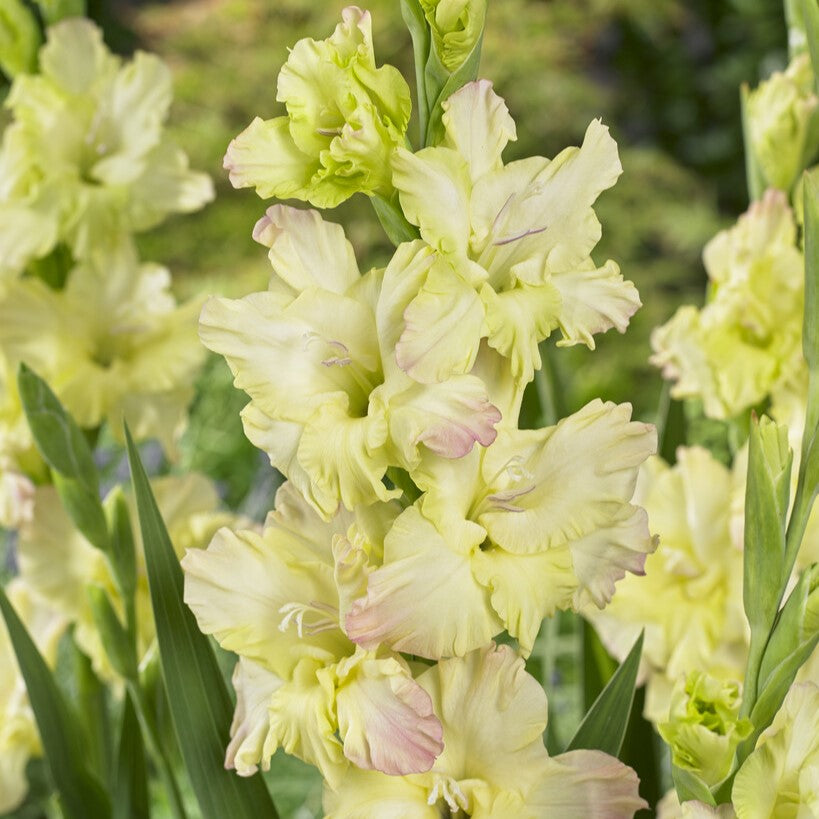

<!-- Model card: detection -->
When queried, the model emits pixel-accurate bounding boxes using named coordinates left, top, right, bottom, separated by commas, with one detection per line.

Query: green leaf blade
left=17, top=363, right=98, bottom=493
left=566, top=630, right=643, bottom=757
left=113, top=694, right=150, bottom=819
left=0, top=587, right=112, bottom=819
left=124, top=425, right=278, bottom=819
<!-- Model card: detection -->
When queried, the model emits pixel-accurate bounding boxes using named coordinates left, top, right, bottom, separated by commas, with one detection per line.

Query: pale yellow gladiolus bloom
left=732, top=682, right=819, bottom=817
left=200, top=206, right=501, bottom=519
left=0, top=352, right=42, bottom=529
left=746, top=54, right=819, bottom=193
left=182, top=482, right=444, bottom=785
left=657, top=791, right=737, bottom=818
left=0, top=580, right=65, bottom=814
left=345, top=399, right=656, bottom=659
left=586, top=447, right=748, bottom=724
left=391, top=79, right=640, bottom=395
left=0, top=18, right=213, bottom=275
left=324, top=643, right=647, bottom=818
left=0, top=244, right=205, bottom=455
left=651, top=190, right=805, bottom=420
left=224, top=7, right=411, bottom=208
left=16, top=474, right=234, bottom=681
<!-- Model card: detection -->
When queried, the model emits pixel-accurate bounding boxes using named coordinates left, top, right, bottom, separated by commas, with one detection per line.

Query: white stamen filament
left=278, top=601, right=339, bottom=638
left=427, top=776, right=469, bottom=814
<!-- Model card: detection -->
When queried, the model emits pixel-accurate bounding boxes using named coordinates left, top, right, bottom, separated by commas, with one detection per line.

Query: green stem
left=126, top=680, right=188, bottom=819
left=740, top=629, right=768, bottom=717
left=399, top=0, right=431, bottom=146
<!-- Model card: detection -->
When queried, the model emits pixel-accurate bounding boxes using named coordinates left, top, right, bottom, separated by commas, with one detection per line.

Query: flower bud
left=224, top=7, right=411, bottom=208
left=659, top=672, right=752, bottom=787
left=746, top=55, right=819, bottom=193
left=421, top=0, right=486, bottom=73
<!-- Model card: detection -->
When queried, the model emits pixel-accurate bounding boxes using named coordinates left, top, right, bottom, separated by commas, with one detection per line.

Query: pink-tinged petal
left=380, top=375, right=501, bottom=469
left=345, top=505, right=501, bottom=659
left=252, top=204, right=360, bottom=295
left=335, top=652, right=443, bottom=775
left=529, top=749, right=647, bottom=818
left=225, top=659, right=283, bottom=776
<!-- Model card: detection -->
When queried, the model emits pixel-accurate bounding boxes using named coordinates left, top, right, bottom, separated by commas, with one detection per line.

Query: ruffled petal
left=423, top=644, right=550, bottom=791
left=552, top=258, right=641, bottom=350
left=527, top=749, right=647, bottom=817
left=38, top=18, right=117, bottom=95
left=380, top=374, right=500, bottom=467
left=480, top=279, right=561, bottom=382
left=392, top=145, right=473, bottom=261
left=478, top=400, right=656, bottom=554
left=223, top=116, right=316, bottom=200
left=323, top=768, right=436, bottom=818
left=264, top=660, right=346, bottom=786
left=225, top=658, right=283, bottom=776
left=345, top=505, right=501, bottom=659
left=335, top=651, right=443, bottom=775
left=471, top=545, right=577, bottom=654
left=472, top=119, right=622, bottom=281
left=442, top=79, right=517, bottom=183
left=396, top=261, right=484, bottom=383
left=252, top=204, right=360, bottom=294
left=298, top=403, right=397, bottom=515
left=182, top=490, right=351, bottom=677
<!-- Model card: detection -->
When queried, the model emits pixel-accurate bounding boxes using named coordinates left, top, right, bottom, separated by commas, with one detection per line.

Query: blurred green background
left=88, top=0, right=785, bottom=512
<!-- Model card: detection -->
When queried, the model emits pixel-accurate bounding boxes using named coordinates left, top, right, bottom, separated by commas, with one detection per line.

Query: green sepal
left=743, top=417, right=791, bottom=638
left=54, top=471, right=110, bottom=553
left=747, top=630, right=819, bottom=747
left=740, top=84, right=767, bottom=201
left=424, top=27, right=484, bottom=146
left=0, top=585, right=112, bottom=819
left=124, top=424, right=279, bottom=819
left=17, top=363, right=99, bottom=495
left=400, top=0, right=432, bottom=145
left=566, top=630, right=643, bottom=758
left=758, top=563, right=819, bottom=688
left=672, top=765, right=717, bottom=807
left=87, top=586, right=136, bottom=680
left=105, top=488, right=138, bottom=605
